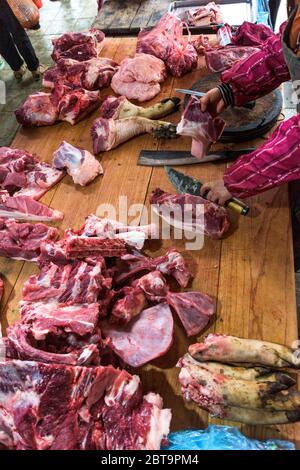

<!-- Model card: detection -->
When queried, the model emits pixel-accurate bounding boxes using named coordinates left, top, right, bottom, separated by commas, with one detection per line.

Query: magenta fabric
left=224, top=115, right=300, bottom=198
left=221, top=23, right=290, bottom=107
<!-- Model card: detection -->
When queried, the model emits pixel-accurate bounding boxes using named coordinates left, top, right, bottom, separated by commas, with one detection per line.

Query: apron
left=282, top=5, right=300, bottom=111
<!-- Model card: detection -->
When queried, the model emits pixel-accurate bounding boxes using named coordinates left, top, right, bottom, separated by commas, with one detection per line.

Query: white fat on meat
left=143, top=393, right=172, bottom=450
left=53, top=141, right=103, bottom=186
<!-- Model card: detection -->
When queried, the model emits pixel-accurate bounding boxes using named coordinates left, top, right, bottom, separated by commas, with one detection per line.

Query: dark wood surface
left=1, top=37, right=299, bottom=448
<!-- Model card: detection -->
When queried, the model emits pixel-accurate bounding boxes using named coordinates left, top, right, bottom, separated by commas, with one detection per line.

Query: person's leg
left=0, top=17, right=24, bottom=72
left=269, top=0, right=281, bottom=30
left=4, top=3, right=39, bottom=72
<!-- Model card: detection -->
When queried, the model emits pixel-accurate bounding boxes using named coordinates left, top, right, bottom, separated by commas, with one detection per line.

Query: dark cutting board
left=185, top=73, right=283, bottom=143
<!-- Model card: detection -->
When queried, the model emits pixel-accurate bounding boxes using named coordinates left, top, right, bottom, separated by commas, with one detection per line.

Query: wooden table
left=1, top=37, right=299, bottom=448
left=94, top=0, right=172, bottom=35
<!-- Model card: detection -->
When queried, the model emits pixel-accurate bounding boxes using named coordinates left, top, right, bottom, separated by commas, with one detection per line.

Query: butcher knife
left=165, top=166, right=249, bottom=216
left=138, top=148, right=254, bottom=166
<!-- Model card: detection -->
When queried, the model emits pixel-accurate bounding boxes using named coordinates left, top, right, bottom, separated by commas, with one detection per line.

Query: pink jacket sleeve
left=221, top=23, right=290, bottom=106
left=223, top=115, right=300, bottom=198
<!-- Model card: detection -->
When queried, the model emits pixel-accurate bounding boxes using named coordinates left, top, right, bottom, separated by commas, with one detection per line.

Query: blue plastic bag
left=162, top=425, right=295, bottom=450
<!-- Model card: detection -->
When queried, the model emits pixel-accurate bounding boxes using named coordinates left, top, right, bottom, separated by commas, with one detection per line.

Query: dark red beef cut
left=0, top=359, right=171, bottom=449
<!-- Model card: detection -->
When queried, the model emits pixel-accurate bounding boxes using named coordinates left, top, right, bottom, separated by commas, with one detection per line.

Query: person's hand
left=200, top=179, right=232, bottom=206
left=200, top=88, right=225, bottom=117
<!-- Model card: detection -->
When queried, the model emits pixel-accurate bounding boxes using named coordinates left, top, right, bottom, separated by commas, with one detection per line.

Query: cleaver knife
left=138, top=148, right=254, bottom=166
left=165, top=166, right=249, bottom=216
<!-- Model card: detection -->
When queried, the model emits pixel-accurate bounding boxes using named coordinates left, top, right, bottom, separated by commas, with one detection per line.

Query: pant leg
left=0, top=16, right=24, bottom=71
left=269, top=0, right=281, bottom=30
left=1, top=2, right=39, bottom=71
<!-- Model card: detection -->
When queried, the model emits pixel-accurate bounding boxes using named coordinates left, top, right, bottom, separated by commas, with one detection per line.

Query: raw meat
left=43, top=57, right=119, bottom=91
left=111, top=53, right=166, bottom=102
left=205, top=45, right=260, bottom=73
left=15, top=91, right=59, bottom=127
left=0, top=218, right=59, bottom=261
left=150, top=188, right=230, bottom=239
left=100, top=95, right=181, bottom=120
left=0, top=190, right=64, bottom=222
left=111, top=286, right=148, bottom=324
left=57, top=89, right=101, bottom=125
left=101, top=303, right=174, bottom=367
left=115, top=248, right=192, bottom=287
left=183, top=3, right=223, bottom=26
left=22, top=258, right=105, bottom=304
left=0, top=359, right=171, bottom=449
left=53, top=141, right=103, bottom=186
left=177, top=95, right=225, bottom=158
left=137, top=13, right=198, bottom=77
left=52, top=28, right=105, bottom=62
left=0, top=147, right=64, bottom=199
left=232, top=21, right=274, bottom=47
left=167, top=292, right=215, bottom=337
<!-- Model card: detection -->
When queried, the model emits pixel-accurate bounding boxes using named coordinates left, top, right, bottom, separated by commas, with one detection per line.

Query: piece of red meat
left=115, top=248, right=192, bottom=287
left=205, top=45, right=260, bottom=73
left=0, top=190, right=64, bottom=222
left=150, top=188, right=230, bottom=239
left=137, top=13, right=198, bottom=77
left=167, top=291, right=215, bottom=337
left=0, top=218, right=59, bottom=261
left=184, top=3, right=223, bottom=26
left=58, top=89, right=101, bottom=125
left=110, top=286, right=147, bottom=324
left=0, top=147, right=64, bottom=200
left=23, top=258, right=106, bottom=304
left=0, top=359, right=171, bottom=449
left=232, top=21, right=274, bottom=47
left=43, top=57, right=118, bottom=91
left=101, top=303, right=174, bottom=367
left=15, top=91, right=59, bottom=127
left=177, top=95, right=225, bottom=158
left=51, top=28, right=105, bottom=62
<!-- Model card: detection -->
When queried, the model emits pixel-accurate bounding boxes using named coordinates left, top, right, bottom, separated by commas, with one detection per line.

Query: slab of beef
left=53, top=141, right=103, bottom=186
left=0, top=359, right=171, bottom=449
left=23, top=258, right=106, bottom=304
left=15, top=91, right=59, bottom=127
left=57, top=89, right=101, bottom=125
left=111, top=53, right=166, bottom=102
left=52, top=28, right=105, bottom=62
left=177, top=95, right=225, bottom=158
left=6, top=301, right=102, bottom=366
left=43, top=57, right=118, bottom=91
left=232, top=21, right=274, bottom=47
left=0, top=190, right=64, bottom=222
left=137, top=13, right=198, bottom=77
left=150, top=188, right=230, bottom=239
left=101, top=303, right=174, bottom=367
left=115, top=247, right=192, bottom=287
left=0, top=147, right=64, bottom=200
left=205, top=45, right=260, bottom=73
left=0, top=218, right=59, bottom=261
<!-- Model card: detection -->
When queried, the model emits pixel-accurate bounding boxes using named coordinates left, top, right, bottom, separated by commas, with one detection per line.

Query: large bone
left=100, top=96, right=181, bottom=120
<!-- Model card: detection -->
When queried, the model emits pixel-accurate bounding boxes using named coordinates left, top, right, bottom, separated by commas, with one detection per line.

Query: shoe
left=14, top=64, right=27, bottom=81
left=31, top=64, right=48, bottom=81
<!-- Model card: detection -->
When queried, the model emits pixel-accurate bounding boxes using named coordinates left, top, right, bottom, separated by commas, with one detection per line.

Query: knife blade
left=138, top=149, right=255, bottom=166
left=175, top=88, right=205, bottom=97
left=165, top=166, right=249, bottom=216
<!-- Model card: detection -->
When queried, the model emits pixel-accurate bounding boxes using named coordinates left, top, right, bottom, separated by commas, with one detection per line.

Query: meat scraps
left=111, top=53, right=166, bottom=102
left=15, top=86, right=101, bottom=127
left=150, top=188, right=230, bottom=239
left=183, top=3, right=223, bottom=26
left=51, top=28, right=105, bottom=62
left=0, top=190, right=64, bottom=222
left=0, top=147, right=64, bottom=200
left=0, top=218, right=59, bottom=261
left=53, top=141, right=103, bottom=186
left=43, top=57, right=119, bottom=91
left=177, top=95, right=225, bottom=158
left=205, top=45, right=260, bottom=73
left=101, top=303, right=174, bottom=367
left=0, top=359, right=171, bottom=450
left=232, top=21, right=274, bottom=47
left=137, top=13, right=198, bottom=77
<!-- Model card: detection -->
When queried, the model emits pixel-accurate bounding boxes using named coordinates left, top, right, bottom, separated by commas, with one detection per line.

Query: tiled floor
left=0, top=0, right=97, bottom=146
